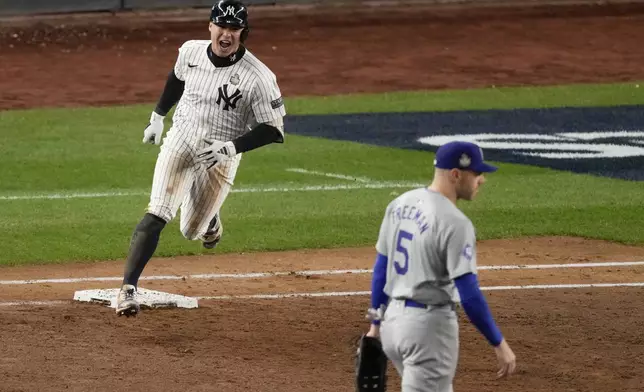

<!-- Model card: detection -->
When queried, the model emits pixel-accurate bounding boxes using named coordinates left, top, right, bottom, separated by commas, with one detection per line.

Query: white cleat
left=115, top=284, right=140, bottom=317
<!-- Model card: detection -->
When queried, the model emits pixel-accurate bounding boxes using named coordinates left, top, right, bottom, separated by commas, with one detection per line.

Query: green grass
left=1, top=81, right=643, bottom=265
left=284, top=81, right=644, bottom=114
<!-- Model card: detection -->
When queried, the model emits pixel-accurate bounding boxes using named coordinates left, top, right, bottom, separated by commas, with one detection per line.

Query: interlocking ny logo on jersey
left=216, top=84, right=242, bottom=111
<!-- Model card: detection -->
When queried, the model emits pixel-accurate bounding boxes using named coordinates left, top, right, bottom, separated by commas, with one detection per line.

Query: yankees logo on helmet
left=210, top=0, right=250, bottom=42
left=211, top=0, right=248, bottom=28
left=223, top=6, right=240, bottom=18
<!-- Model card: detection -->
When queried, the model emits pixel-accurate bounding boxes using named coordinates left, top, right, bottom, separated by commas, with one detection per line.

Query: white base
left=73, top=287, right=198, bottom=309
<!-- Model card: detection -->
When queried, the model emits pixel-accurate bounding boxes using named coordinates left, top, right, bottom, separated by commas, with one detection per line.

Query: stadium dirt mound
left=2, top=2, right=644, bottom=391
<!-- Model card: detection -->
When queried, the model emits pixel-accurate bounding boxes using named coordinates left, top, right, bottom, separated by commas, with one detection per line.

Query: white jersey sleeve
left=174, top=40, right=208, bottom=82
left=445, top=218, right=477, bottom=279
left=251, top=73, right=286, bottom=127
left=173, top=40, right=196, bottom=81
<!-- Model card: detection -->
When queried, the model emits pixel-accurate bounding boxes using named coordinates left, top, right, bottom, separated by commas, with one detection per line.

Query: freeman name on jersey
left=389, top=202, right=430, bottom=234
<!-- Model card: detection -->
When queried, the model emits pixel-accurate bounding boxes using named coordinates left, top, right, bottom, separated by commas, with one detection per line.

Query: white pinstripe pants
left=146, top=142, right=241, bottom=241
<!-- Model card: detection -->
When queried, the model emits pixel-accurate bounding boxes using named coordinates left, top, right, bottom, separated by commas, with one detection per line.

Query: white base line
left=0, top=181, right=424, bottom=201
left=0, top=269, right=368, bottom=285
left=1, top=282, right=643, bottom=307
left=1, top=261, right=643, bottom=286
left=479, top=261, right=644, bottom=270
left=201, top=291, right=372, bottom=300
left=0, top=300, right=66, bottom=307
left=0, top=191, right=145, bottom=201
left=198, top=281, right=644, bottom=299
left=483, top=282, right=644, bottom=290
left=285, top=168, right=373, bottom=183
left=233, top=182, right=424, bottom=193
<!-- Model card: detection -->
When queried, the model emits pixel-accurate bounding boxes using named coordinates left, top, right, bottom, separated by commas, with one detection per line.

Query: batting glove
left=196, top=139, right=236, bottom=169
left=142, top=112, right=165, bottom=145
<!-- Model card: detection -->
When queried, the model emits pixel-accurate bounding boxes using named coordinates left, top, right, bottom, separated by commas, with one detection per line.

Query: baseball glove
left=355, top=334, right=388, bottom=392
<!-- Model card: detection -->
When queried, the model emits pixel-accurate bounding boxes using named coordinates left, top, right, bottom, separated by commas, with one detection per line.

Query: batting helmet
left=210, top=0, right=249, bottom=42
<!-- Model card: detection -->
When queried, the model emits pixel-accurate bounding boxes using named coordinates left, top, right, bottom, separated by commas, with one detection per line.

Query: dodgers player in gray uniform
left=115, top=0, right=286, bottom=316
left=364, top=141, right=517, bottom=391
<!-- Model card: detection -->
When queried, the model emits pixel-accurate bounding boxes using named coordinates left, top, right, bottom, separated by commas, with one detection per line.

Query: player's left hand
left=196, top=139, right=236, bottom=169
left=142, top=112, right=165, bottom=145
left=494, top=339, right=517, bottom=379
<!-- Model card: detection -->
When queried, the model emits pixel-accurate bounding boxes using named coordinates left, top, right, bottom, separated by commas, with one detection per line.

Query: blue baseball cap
left=433, top=141, right=498, bottom=173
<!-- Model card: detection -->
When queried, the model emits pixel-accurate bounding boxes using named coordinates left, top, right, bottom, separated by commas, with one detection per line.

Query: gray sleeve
left=375, top=204, right=393, bottom=255
left=445, top=219, right=477, bottom=279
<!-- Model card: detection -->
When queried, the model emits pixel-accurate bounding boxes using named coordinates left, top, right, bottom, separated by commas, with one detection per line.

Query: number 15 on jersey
left=394, top=230, right=414, bottom=275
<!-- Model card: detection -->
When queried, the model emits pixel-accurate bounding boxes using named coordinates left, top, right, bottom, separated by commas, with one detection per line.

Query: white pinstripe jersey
left=165, top=40, right=286, bottom=147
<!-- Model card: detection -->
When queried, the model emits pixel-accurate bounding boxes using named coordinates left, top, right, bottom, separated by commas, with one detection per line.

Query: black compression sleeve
left=154, top=69, right=185, bottom=116
left=232, top=123, right=284, bottom=153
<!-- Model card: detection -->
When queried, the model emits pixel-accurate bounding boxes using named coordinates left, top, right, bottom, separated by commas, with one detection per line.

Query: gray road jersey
left=376, top=187, right=477, bottom=305
left=166, top=40, right=286, bottom=148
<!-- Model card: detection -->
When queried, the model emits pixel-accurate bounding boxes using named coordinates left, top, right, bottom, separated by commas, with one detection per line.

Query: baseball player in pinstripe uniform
left=116, top=0, right=286, bottom=316
left=359, top=141, right=517, bottom=391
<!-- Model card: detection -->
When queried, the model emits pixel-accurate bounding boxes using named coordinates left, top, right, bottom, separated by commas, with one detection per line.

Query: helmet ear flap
left=241, top=27, right=249, bottom=43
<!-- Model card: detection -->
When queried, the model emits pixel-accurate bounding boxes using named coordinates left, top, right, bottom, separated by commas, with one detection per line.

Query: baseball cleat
left=203, top=213, right=222, bottom=249
left=203, top=235, right=221, bottom=249
left=115, top=284, right=140, bottom=317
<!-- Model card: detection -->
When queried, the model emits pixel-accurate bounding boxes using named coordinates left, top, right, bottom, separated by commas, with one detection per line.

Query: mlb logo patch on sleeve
left=271, top=97, right=284, bottom=109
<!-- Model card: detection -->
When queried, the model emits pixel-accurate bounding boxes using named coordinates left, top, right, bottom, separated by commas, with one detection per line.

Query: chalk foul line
left=285, top=168, right=373, bottom=183
left=2, top=282, right=643, bottom=307
left=0, top=300, right=67, bottom=307
left=197, top=282, right=644, bottom=300
left=1, top=261, right=643, bottom=286
left=0, top=181, right=424, bottom=201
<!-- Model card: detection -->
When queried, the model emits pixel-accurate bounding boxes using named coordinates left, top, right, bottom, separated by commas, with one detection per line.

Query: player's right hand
left=142, top=112, right=165, bottom=145
left=365, top=324, right=380, bottom=338
left=493, top=339, right=516, bottom=379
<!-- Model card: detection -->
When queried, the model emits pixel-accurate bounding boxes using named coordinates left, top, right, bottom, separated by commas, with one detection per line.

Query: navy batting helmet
left=210, top=0, right=249, bottom=42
